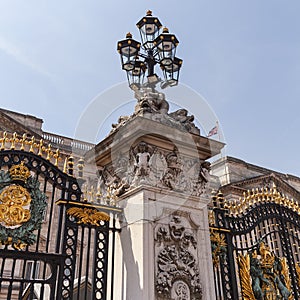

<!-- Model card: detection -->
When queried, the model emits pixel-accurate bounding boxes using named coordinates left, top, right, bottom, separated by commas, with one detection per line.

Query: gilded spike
left=54, top=149, right=60, bottom=166
left=10, top=132, right=17, bottom=150
left=46, top=144, right=52, bottom=160
left=77, top=157, right=84, bottom=178
left=38, top=139, right=43, bottom=156
left=29, top=136, right=35, bottom=153
left=89, top=186, right=95, bottom=202
left=63, top=157, right=68, bottom=173
left=82, top=184, right=88, bottom=202
left=20, top=134, right=26, bottom=151
left=0, top=132, right=6, bottom=150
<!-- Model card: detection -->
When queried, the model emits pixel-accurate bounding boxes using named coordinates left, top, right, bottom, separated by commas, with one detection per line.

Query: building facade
left=0, top=102, right=300, bottom=299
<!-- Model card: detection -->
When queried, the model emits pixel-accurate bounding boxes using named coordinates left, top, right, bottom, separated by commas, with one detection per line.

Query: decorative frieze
left=98, top=141, right=211, bottom=198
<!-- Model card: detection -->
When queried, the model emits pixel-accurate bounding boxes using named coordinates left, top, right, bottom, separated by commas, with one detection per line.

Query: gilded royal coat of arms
left=0, top=162, right=47, bottom=250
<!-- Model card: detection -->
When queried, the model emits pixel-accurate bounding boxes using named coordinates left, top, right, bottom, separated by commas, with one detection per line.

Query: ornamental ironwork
left=0, top=148, right=122, bottom=299
left=210, top=185, right=300, bottom=299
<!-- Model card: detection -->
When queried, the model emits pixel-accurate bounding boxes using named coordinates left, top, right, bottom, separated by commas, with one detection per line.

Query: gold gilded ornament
left=67, top=207, right=110, bottom=225
left=210, top=229, right=227, bottom=266
left=238, top=254, right=255, bottom=300
left=0, top=185, right=31, bottom=227
left=9, top=162, right=30, bottom=182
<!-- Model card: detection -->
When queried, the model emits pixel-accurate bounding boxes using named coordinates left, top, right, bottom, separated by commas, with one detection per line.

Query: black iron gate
left=210, top=187, right=300, bottom=299
left=0, top=143, right=121, bottom=299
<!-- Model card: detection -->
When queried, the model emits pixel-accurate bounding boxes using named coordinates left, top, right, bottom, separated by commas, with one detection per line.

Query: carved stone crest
left=154, top=213, right=202, bottom=300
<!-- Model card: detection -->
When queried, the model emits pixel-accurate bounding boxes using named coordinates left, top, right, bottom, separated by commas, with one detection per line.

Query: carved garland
left=0, top=162, right=47, bottom=250
left=155, top=214, right=202, bottom=300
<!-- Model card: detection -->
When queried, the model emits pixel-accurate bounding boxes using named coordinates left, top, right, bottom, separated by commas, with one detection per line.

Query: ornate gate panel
left=0, top=135, right=121, bottom=300
left=210, top=187, right=300, bottom=299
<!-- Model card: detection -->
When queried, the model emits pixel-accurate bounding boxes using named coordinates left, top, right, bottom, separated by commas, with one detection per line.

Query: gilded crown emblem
left=9, top=162, right=31, bottom=182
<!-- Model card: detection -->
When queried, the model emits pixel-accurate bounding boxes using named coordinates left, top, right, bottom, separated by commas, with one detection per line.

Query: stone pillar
left=88, top=91, right=224, bottom=299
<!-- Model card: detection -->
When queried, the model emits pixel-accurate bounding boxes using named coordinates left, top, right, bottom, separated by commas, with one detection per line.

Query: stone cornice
left=0, top=110, right=42, bottom=139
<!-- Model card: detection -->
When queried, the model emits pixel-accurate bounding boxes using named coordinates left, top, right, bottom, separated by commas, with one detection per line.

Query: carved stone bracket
left=154, top=212, right=202, bottom=300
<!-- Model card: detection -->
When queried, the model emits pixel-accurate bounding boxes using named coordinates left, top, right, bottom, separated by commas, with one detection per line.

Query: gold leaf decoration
left=296, top=262, right=300, bottom=288
left=238, top=254, right=256, bottom=300
left=280, top=258, right=293, bottom=300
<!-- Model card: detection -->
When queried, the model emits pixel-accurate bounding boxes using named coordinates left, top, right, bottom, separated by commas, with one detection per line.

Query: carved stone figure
left=192, top=161, right=211, bottom=197
left=162, top=151, right=182, bottom=190
left=133, top=142, right=151, bottom=176
left=135, top=87, right=169, bottom=115
left=111, top=115, right=131, bottom=132
left=155, top=214, right=202, bottom=300
left=169, top=109, right=200, bottom=135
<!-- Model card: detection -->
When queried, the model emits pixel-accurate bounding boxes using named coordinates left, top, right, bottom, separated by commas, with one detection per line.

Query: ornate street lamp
left=117, top=10, right=183, bottom=90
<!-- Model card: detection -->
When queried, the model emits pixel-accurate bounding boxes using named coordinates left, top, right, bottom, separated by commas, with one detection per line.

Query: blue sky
left=1, top=1, right=300, bottom=175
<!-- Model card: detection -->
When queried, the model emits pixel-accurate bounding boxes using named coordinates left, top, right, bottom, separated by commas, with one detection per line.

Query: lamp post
left=117, top=10, right=183, bottom=91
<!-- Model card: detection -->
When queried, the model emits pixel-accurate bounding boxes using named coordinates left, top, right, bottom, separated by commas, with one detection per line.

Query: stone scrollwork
left=99, top=141, right=211, bottom=197
left=154, top=213, right=202, bottom=300
left=238, top=242, right=292, bottom=300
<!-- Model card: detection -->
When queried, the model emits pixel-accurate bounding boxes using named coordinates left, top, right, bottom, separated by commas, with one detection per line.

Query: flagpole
left=216, top=121, right=220, bottom=142
left=215, top=120, right=224, bottom=158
